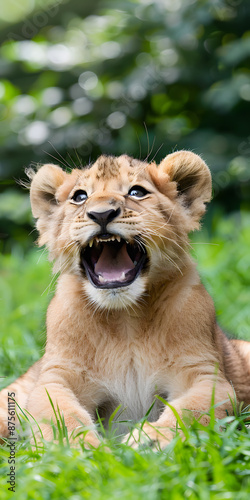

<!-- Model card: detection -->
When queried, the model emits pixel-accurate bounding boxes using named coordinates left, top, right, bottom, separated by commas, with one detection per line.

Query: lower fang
left=121, top=272, right=126, bottom=280
left=98, top=275, right=105, bottom=283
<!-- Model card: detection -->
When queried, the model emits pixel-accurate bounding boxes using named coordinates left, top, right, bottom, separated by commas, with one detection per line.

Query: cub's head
left=29, top=151, right=211, bottom=310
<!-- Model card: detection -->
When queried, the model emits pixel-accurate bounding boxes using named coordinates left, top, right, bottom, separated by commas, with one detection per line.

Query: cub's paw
left=73, top=429, right=103, bottom=450
left=123, top=422, right=175, bottom=450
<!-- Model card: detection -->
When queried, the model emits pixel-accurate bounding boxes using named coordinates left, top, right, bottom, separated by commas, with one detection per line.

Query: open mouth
left=80, top=234, right=147, bottom=289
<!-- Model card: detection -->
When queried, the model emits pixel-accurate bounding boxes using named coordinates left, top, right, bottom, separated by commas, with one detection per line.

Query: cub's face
left=29, top=151, right=211, bottom=309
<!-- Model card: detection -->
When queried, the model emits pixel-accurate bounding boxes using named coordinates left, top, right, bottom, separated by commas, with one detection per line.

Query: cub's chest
left=94, top=348, right=170, bottom=429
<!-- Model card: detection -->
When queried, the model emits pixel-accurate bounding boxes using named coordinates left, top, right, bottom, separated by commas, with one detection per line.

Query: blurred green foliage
left=0, top=248, right=51, bottom=383
left=1, top=0, right=250, bottom=251
left=193, top=212, right=250, bottom=340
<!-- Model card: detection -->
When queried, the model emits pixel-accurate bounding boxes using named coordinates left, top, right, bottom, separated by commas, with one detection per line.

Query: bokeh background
left=0, top=0, right=250, bottom=377
left=1, top=0, right=250, bottom=249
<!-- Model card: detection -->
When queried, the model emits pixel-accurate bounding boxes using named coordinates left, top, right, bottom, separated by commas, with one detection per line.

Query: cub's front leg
left=126, top=374, right=235, bottom=449
left=27, top=368, right=100, bottom=448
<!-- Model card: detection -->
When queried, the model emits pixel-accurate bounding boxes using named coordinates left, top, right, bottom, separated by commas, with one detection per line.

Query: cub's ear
left=158, top=150, right=212, bottom=225
left=29, top=164, right=67, bottom=219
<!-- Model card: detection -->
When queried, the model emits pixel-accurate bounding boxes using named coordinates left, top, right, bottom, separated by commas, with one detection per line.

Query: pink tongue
left=95, top=243, right=135, bottom=282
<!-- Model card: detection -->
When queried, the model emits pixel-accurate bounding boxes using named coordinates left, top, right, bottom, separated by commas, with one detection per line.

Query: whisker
left=190, top=242, right=219, bottom=246
left=45, top=143, right=73, bottom=171
left=144, top=122, right=150, bottom=161
left=66, top=151, right=80, bottom=170
left=74, top=149, right=83, bottom=169
left=41, top=271, right=59, bottom=297
left=150, top=142, right=164, bottom=164
left=145, top=135, right=156, bottom=163
left=163, top=253, right=183, bottom=276
left=135, top=129, right=142, bottom=161
left=36, top=246, right=49, bottom=265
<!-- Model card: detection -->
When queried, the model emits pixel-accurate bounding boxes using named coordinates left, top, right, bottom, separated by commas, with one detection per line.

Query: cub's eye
left=128, top=185, right=150, bottom=199
left=71, top=190, right=88, bottom=203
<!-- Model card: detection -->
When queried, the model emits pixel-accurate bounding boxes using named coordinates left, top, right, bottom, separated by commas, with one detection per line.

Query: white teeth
left=98, top=275, right=105, bottom=283
left=89, top=235, right=122, bottom=245
left=121, top=272, right=126, bottom=280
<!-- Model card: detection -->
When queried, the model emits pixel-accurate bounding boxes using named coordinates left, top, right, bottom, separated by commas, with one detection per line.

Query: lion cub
left=1, top=150, right=250, bottom=448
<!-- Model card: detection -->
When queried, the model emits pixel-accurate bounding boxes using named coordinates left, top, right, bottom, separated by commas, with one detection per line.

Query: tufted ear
left=157, top=150, right=212, bottom=225
left=29, top=164, right=67, bottom=219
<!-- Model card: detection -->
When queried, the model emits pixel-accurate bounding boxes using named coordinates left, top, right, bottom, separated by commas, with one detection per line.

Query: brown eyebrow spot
left=95, top=155, right=120, bottom=179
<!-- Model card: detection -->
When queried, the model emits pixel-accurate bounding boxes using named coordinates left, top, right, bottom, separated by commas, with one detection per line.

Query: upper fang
left=88, top=235, right=122, bottom=245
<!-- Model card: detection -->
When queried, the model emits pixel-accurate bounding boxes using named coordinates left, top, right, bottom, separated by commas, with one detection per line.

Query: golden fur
left=1, top=150, right=250, bottom=448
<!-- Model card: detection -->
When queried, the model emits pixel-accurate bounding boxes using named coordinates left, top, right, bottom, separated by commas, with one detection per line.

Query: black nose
left=87, top=208, right=121, bottom=230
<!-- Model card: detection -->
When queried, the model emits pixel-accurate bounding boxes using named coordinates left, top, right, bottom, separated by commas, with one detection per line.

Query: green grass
left=1, top=212, right=250, bottom=499
left=1, top=410, right=250, bottom=499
